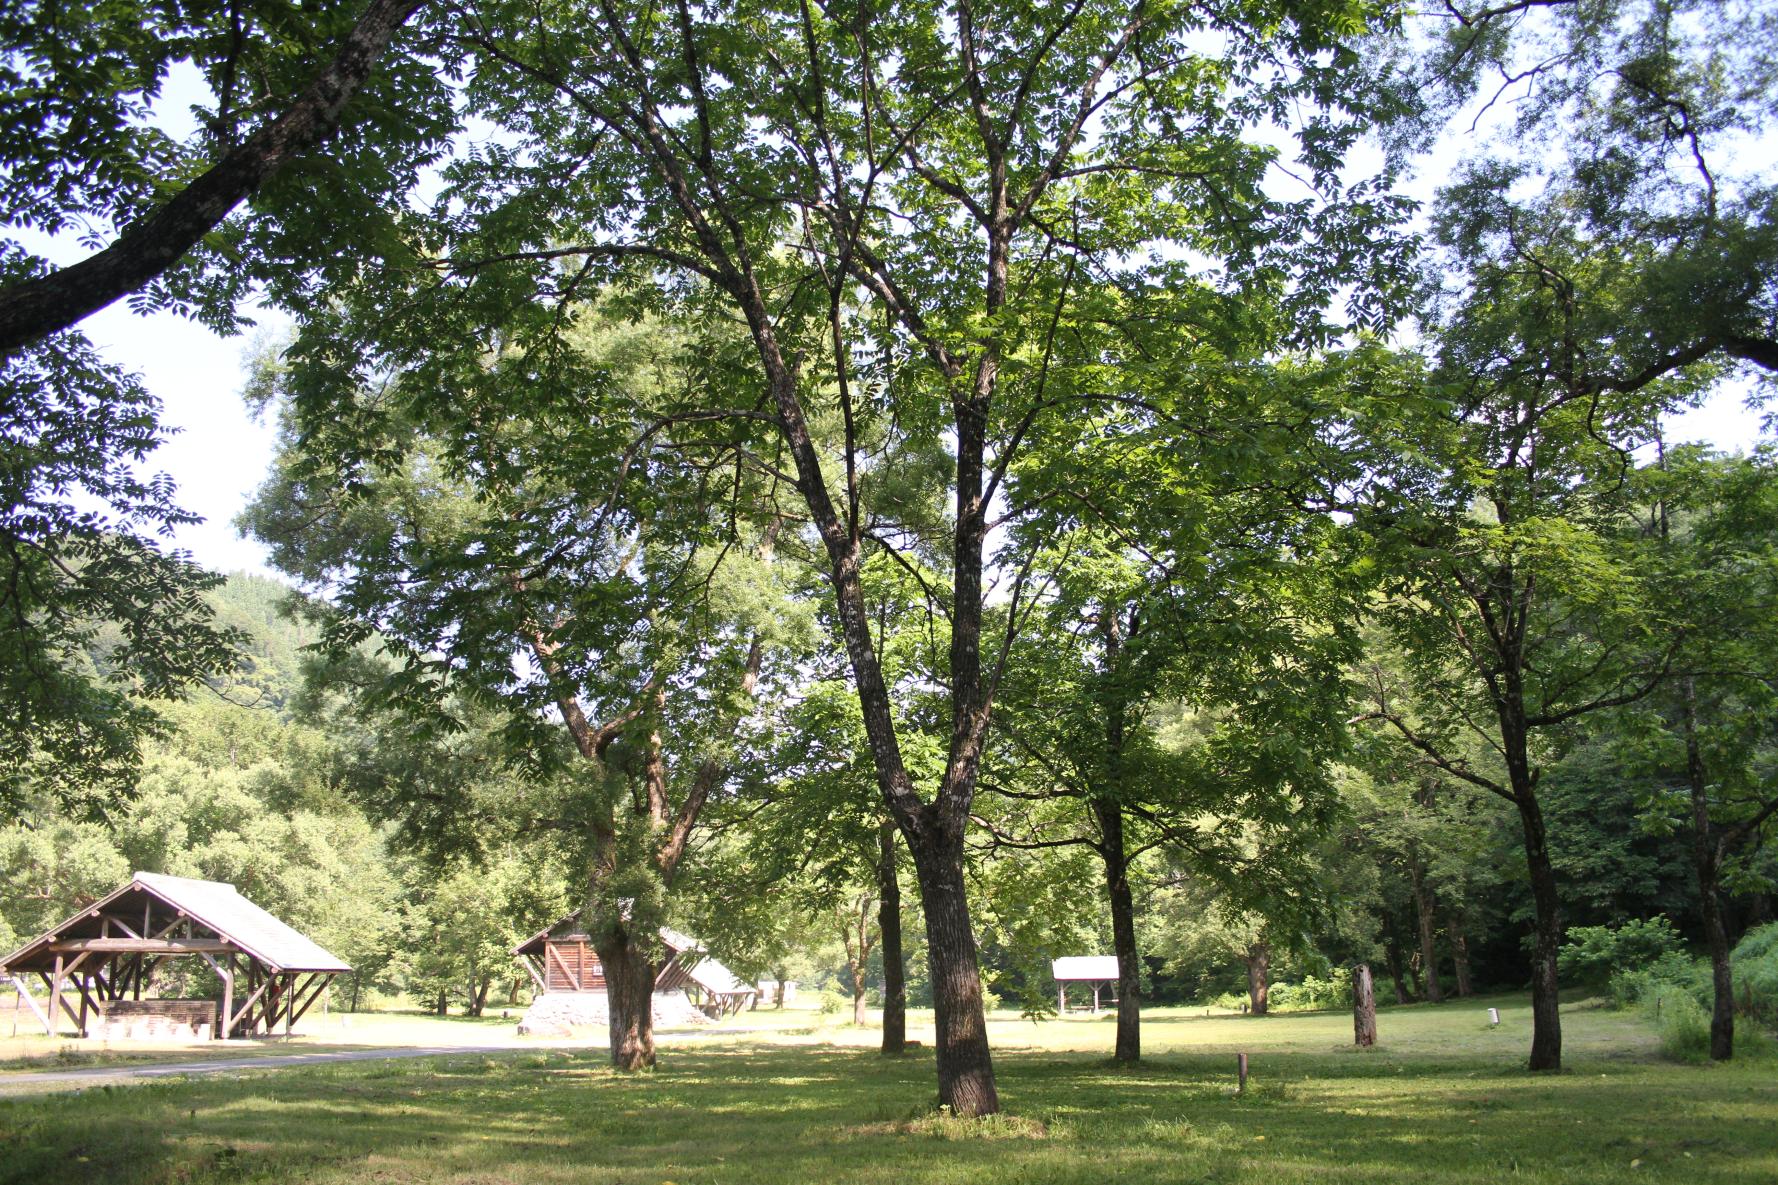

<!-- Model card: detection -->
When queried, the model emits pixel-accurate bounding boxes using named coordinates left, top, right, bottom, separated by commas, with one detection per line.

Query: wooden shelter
left=0, top=871, right=350, bottom=1040
left=1053, top=955, right=1121, bottom=1014
left=514, top=914, right=757, bottom=1017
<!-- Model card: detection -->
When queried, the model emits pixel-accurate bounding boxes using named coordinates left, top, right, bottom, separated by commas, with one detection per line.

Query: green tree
left=402, top=854, right=566, bottom=1016
left=1351, top=2, right=1778, bottom=1055
left=1619, top=448, right=1778, bottom=1059
left=0, top=0, right=446, bottom=351
left=0, top=339, right=240, bottom=815
left=980, top=325, right=1369, bottom=1059
left=244, top=310, right=802, bottom=1069
left=266, top=0, right=1409, bottom=1113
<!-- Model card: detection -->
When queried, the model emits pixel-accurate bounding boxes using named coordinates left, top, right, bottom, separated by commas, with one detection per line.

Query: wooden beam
left=546, top=943, right=581, bottom=992
left=105, top=913, right=143, bottom=939
left=288, top=974, right=331, bottom=1028
left=150, top=912, right=190, bottom=940
left=229, top=974, right=270, bottom=1037
left=75, top=971, right=100, bottom=1035
left=48, top=938, right=231, bottom=954
left=9, top=975, right=51, bottom=1036
left=519, top=954, right=547, bottom=994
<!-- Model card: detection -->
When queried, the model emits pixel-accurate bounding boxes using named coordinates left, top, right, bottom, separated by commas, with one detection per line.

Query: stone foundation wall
left=516, top=989, right=712, bottom=1037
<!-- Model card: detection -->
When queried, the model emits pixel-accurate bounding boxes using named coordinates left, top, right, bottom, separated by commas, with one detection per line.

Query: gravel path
left=0, top=1044, right=524, bottom=1095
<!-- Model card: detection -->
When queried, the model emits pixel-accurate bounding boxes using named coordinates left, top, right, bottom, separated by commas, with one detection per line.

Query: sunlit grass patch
left=1, top=996, right=1776, bottom=1185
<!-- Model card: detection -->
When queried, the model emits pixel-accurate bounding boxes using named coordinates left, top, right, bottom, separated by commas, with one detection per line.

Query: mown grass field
left=2, top=994, right=1773, bottom=1184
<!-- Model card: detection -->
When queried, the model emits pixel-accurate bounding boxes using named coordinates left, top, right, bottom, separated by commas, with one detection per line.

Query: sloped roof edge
left=0, top=872, right=350, bottom=975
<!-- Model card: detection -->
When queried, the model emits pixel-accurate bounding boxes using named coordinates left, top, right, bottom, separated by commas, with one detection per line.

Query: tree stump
left=1353, top=964, right=1377, bottom=1048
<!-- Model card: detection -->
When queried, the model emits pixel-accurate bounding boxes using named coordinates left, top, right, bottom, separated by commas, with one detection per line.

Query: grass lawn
left=1, top=993, right=1773, bottom=1184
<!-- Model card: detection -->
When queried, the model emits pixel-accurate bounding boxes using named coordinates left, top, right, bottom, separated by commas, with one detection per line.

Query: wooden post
left=1058, top=984, right=1065, bottom=1015
left=1353, top=964, right=1377, bottom=1048
left=220, top=956, right=234, bottom=1041
left=1091, top=983, right=1101, bottom=1014
left=1236, top=1052, right=1249, bottom=1094
left=49, top=954, right=65, bottom=1038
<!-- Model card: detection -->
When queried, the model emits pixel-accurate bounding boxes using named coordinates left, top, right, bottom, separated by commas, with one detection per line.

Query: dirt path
left=0, top=1044, right=526, bottom=1096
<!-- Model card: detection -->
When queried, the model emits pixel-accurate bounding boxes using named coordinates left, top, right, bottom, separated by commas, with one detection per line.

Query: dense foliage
left=1, top=0, right=1776, bottom=1111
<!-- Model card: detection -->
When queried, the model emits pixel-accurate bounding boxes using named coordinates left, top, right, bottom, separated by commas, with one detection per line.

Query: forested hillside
left=0, top=573, right=567, bottom=1013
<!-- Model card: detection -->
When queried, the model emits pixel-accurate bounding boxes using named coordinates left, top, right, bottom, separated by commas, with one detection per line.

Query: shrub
left=1647, top=984, right=1712, bottom=1062
left=1561, top=917, right=1686, bottom=986
left=1607, top=951, right=1700, bottom=1010
left=1731, top=922, right=1778, bottom=1026
left=1268, top=974, right=1353, bottom=1013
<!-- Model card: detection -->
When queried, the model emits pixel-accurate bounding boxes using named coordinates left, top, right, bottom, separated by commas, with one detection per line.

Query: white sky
left=27, top=29, right=1776, bottom=580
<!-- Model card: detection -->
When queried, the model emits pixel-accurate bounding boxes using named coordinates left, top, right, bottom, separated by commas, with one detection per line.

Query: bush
left=1646, top=984, right=1712, bottom=1062
left=1561, top=917, right=1686, bottom=986
left=1268, top=974, right=1353, bottom=1013
left=1607, top=950, right=1700, bottom=1010
left=1731, top=922, right=1778, bottom=1026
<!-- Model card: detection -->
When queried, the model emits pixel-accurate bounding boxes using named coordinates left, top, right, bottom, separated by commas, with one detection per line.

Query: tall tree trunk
left=469, top=975, right=490, bottom=1017
left=1699, top=873, right=1736, bottom=1062
left=737, top=236, right=1000, bottom=1115
left=1379, top=910, right=1411, bottom=1004
left=1450, top=918, right=1475, bottom=998
left=911, top=838, right=999, bottom=1115
left=1684, top=677, right=1735, bottom=1060
left=1091, top=606, right=1141, bottom=1061
left=1091, top=797, right=1142, bottom=1062
left=879, top=821, right=907, bottom=1055
left=1245, top=941, right=1270, bottom=1016
left=852, top=970, right=869, bottom=1026
left=598, top=933, right=657, bottom=1071
left=433, top=989, right=447, bottom=1017
left=1407, top=854, right=1443, bottom=1003
left=1513, top=784, right=1564, bottom=1071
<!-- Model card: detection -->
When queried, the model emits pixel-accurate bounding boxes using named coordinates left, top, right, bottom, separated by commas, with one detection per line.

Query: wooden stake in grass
left=1237, top=1052, right=1249, bottom=1094
left=1353, top=964, right=1377, bottom=1048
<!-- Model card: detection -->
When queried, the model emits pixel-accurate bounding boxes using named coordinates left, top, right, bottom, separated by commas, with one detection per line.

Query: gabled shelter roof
left=659, top=926, right=754, bottom=997
left=0, top=871, right=350, bottom=975
left=514, top=913, right=755, bottom=997
left=1052, top=955, right=1120, bottom=982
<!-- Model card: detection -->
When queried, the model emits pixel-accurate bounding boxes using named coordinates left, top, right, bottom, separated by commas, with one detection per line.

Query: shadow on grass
left=2, top=1040, right=1776, bottom=1185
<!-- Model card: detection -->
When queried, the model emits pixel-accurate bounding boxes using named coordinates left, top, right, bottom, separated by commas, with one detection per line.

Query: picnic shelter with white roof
left=0, top=871, right=349, bottom=1040
left=1052, top=955, right=1121, bottom=1014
